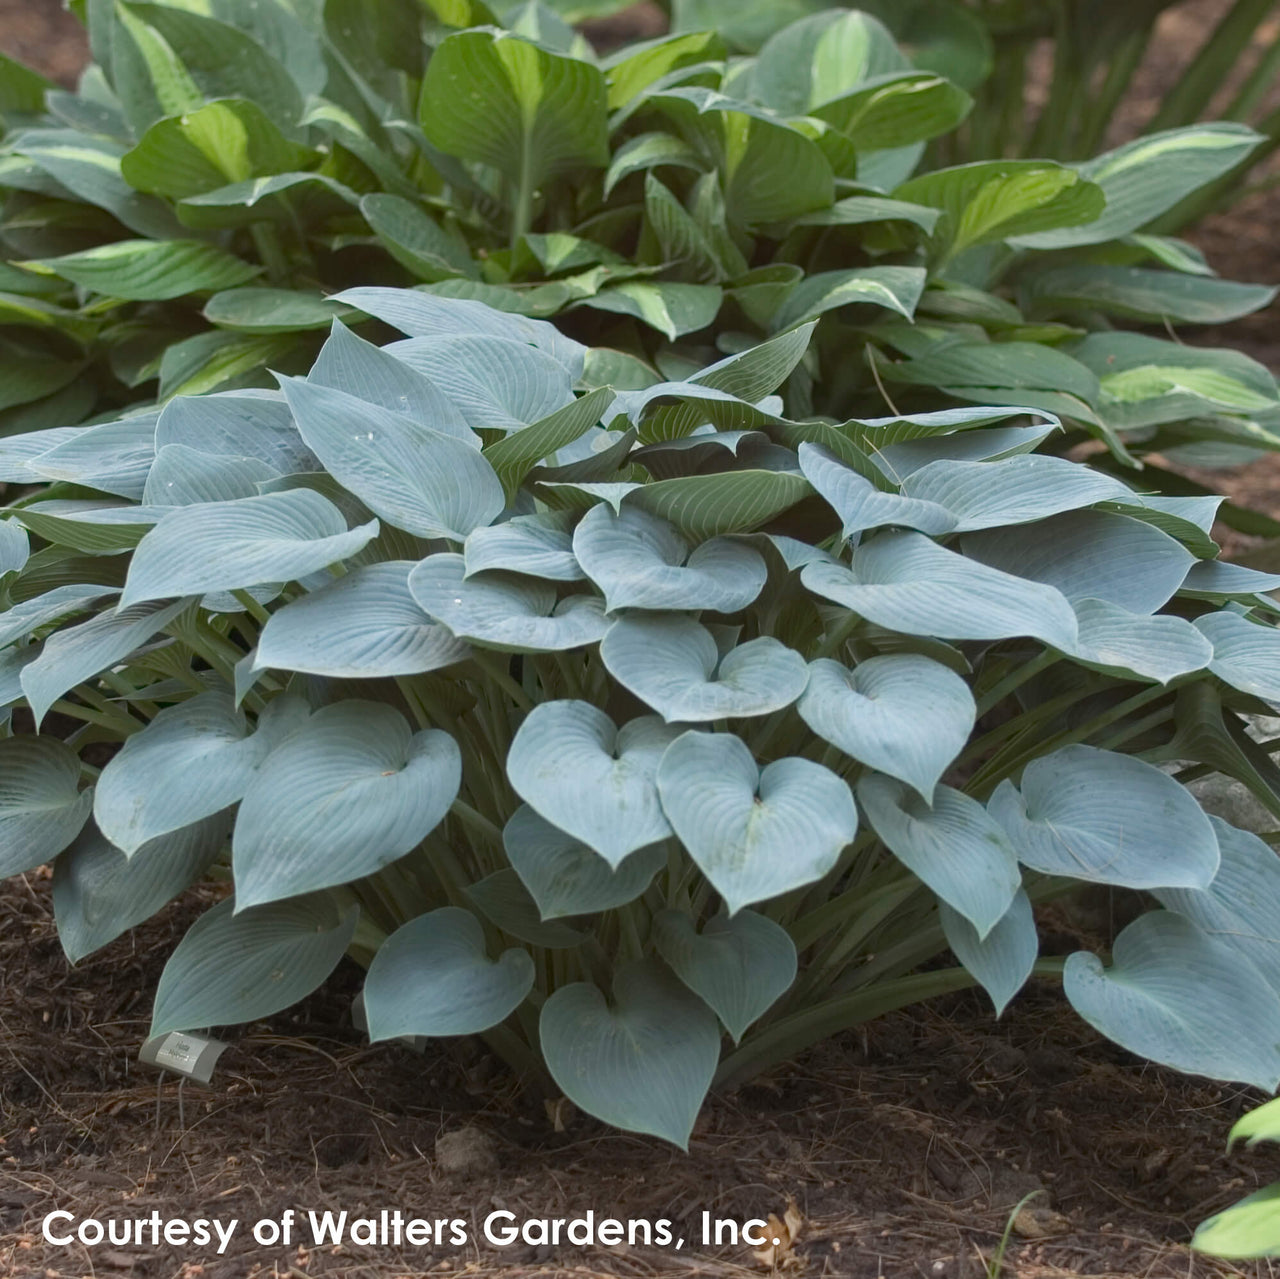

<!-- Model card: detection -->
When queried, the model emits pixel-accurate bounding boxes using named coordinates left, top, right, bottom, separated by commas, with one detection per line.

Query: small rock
left=435, top=1125, right=498, bottom=1178
left=1013, top=1206, right=1071, bottom=1239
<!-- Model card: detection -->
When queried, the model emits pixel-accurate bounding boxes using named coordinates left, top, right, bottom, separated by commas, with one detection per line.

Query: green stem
left=231, top=589, right=271, bottom=628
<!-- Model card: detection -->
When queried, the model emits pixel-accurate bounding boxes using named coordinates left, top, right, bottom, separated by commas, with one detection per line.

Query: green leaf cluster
left=0, top=0, right=1275, bottom=523
left=5, top=288, right=1280, bottom=1146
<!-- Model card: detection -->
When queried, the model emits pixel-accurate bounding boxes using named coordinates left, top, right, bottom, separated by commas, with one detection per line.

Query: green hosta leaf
left=0, top=736, right=93, bottom=877
left=94, top=693, right=306, bottom=854
left=333, top=286, right=587, bottom=378
left=572, top=504, right=767, bottom=613
left=643, top=173, right=740, bottom=283
left=1024, top=265, right=1276, bottom=326
left=483, top=387, right=615, bottom=500
left=773, top=267, right=926, bottom=330
left=21, top=598, right=191, bottom=727
left=1195, top=611, right=1280, bottom=704
left=1193, top=1185, right=1280, bottom=1260
left=12, top=502, right=161, bottom=556
left=1182, top=561, right=1280, bottom=601
left=856, top=0, right=992, bottom=89
left=656, top=730, right=857, bottom=913
left=150, top=894, right=358, bottom=1037
left=309, top=320, right=475, bottom=444
left=798, top=443, right=956, bottom=537
left=940, top=890, right=1036, bottom=1017
left=205, top=289, right=348, bottom=334
left=1157, top=818, right=1280, bottom=992
left=508, top=701, right=679, bottom=867
left=53, top=814, right=232, bottom=963
left=989, top=744, right=1219, bottom=890
left=360, top=193, right=478, bottom=282
left=629, top=471, right=813, bottom=540
left=582, top=282, right=722, bottom=342
left=418, top=29, right=608, bottom=195
left=603, top=29, right=723, bottom=109
left=1066, top=600, right=1213, bottom=684
left=540, top=958, right=720, bottom=1149
left=12, top=128, right=185, bottom=239
left=503, top=805, right=665, bottom=918
left=121, top=99, right=315, bottom=198
left=895, top=161, right=1104, bottom=261
left=859, top=774, right=1020, bottom=937
left=798, top=654, right=974, bottom=801
left=1228, top=1098, right=1280, bottom=1149
left=408, top=553, right=609, bottom=651
left=233, top=701, right=461, bottom=908
left=814, top=72, right=972, bottom=152
left=882, top=341, right=1101, bottom=406
left=650, top=87, right=833, bottom=225
left=0, top=51, right=51, bottom=114
left=604, top=131, right=702, bottom=196
left=962, top=511, right=1196, bottom=614
left=279, top=376, right=503, bottom=540
left=801, top=533, right=1079, bottom=648
left=120, top=490, right=378, bottom=608
left=387, top=335, right=575, bottom=432
left=364, top=908, right=534, bottom=1039
left=116, top=2, right=304, bottom=132
left=1065, top=911, right=1280, bottom=1091
left=603, top=614, right=809, bottom=723
left=1011, top=125, right=1264, bottom=251
left=28, top=240, right=259, bottom=301
left=463, top=513, right=583, bottom=581
left=653, top=908, right=796, bottom=1043
left=256, top=562, right=469, bottom=679
left=750, top=9, right=905, bottom=113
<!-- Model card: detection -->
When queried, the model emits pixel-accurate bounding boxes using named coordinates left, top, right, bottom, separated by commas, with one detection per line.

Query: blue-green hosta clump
left=4, top=288, right=1280, bottom=1147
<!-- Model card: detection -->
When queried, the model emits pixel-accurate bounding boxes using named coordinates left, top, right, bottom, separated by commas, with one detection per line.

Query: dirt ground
left=1, top=3, right=1280, bottom=1278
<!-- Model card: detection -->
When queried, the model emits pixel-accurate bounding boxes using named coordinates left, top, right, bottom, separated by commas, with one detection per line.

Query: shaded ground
left=4, top=873, right=1280, bottom=1279
left=1, top=4, right=1279, bottom=1278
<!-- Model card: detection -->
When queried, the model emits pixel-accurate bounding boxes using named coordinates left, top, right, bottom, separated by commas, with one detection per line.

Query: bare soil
left=1, top=4, right=1279, bottom=1278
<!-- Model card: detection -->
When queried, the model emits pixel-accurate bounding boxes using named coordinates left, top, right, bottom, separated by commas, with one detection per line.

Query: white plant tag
left=139, top=1031, right=228, bottom=1084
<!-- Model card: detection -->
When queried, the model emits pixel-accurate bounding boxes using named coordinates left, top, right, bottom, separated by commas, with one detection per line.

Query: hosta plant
left=4, top=288, right=1280, bottom=1146
left=1, top=0, right=1278, bottom=541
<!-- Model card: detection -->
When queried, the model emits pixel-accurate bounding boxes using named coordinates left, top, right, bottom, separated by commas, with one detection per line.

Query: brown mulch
left=3, top=870, right=1279, bottom=1279
left=1, top=4, right=1280, bottom=1278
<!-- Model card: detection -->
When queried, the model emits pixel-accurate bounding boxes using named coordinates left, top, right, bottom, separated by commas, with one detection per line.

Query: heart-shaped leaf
left=988, top=744, right=1219, bottom=890
left=656, top=730, right=857, bottom=913
left=802, top=532, right=1079, bottom=649
left=940, top=890, right=1037, bottom=1017
left=503, top=805, right=665, bottom=918
left=508, top=701, right=679, bottom=866
left=464, top=513, right=584, bottom=581
left=279, top=376, right=503, bottom=540
left=1066, top=599, right=1213, bottom=683
left=0, top=736, right=93, bottom=877
left=150, top=894, right=358, bottom=1037
left=94, top=693, right=306, bottom=854
left=602, top=614, right=808, bottom=723
left=120, top=489, right=377, bottom=607
left=409, top=553, right=609, bottom=651
left=363, top=907, right=534, bottom=1039
left=653, top=909, right=796, bottom=1043
left=798, top=654, right=974, bottom=800
left=255, top=562, right=469, bottom=679
left=155, top=392, right=319, bottom=476
left=1065, top=911, right=1280, bottom=1091
left=573, top=504, right=767, bottom=613
left=540, top=958, right=720, bottom=1149
left=859, top=774, right=1021, bottom=937
left=233, top=701, right=461, bottom=908
left=53, top=813, right=233, bottom=963
left=1156, top=817, right=1280, bottom=991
